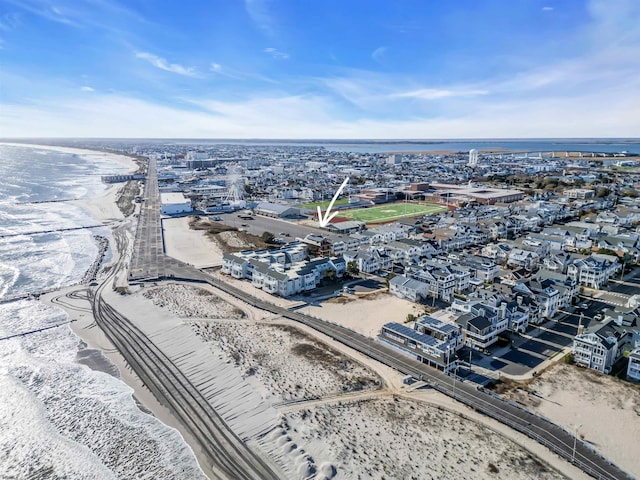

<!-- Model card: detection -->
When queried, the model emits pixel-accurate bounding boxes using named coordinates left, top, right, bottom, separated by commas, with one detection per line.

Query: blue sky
left=0, top=0, right=638, bottom=138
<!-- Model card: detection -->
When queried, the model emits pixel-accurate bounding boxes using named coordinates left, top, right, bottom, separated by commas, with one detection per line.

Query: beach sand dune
left=506, top=363, right=640, bottom=478
left=267, top=397, right=568, bottom=480
left=191, top=322, right=382, bottom=403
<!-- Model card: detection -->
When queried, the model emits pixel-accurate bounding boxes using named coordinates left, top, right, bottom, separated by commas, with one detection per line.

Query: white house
left=573, top=321, right=628, bottom=374
left=389, top=275, right=429, bottom=302
left=567, top=255, right=620, bottom=289
left=627, top=348, right=640, bottom=382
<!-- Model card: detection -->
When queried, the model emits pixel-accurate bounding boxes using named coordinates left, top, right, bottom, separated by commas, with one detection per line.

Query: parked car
left=578, top=303, right=589, bottom=310
left=212, top=216, right=222, bottom=221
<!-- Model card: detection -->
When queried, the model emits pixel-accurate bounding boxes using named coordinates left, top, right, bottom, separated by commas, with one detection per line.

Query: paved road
left=608, top=279, right=640, bottom=296
left=124, top=158, right=632, bottom=480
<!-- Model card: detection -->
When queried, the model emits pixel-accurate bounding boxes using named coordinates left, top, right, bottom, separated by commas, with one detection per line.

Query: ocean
left=0, top=145, right=206, bottom=479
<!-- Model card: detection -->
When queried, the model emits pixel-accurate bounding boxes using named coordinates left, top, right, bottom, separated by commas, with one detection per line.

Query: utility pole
left=572, top=424, right=582, bottom=463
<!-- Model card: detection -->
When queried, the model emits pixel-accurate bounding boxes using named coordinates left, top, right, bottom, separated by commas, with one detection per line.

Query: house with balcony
left=458, top=254, right=501, bottom=283
left=567, top=255, right=620, bottom=289
left=403, top=264, right=470, bottom=303
left=378, top=321, right=459, bottom=373
left=450, top=302, right=509, bottom=350
left=482, top=243, right=512, bottom=264
left=382, top=240, right=422, bottom=266
left=300, top=234, right=332, bottom=257
left=541, top=253, right=574, bottom=274
left=343, top=247, right=392, bottom=274
left=368, top=222, right=412, bottom=242
left=573, top=320, right=630, bottom=374
left=507, top=249, right=540, bottom=271
left=413, top=260, right=472, bottom=296
left=328, top=235, right=360, bottom=256
left=221, top=241, right=345, bottom=297
left=415, top=315, right=464, bottom=350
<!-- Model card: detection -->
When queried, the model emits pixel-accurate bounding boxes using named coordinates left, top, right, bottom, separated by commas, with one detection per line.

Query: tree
left=346, top=260, right=359, bottom=277
left=595, top=187, right=611, bottom=198
left=384, top=272, right=396, bottom=289
left=323, top=268, right=336, bottom=283
left=406, top=313, right=416, bottom=323
left=260, top=231, right=275, bottom=244
left=596, top=248, right=618, bottom=257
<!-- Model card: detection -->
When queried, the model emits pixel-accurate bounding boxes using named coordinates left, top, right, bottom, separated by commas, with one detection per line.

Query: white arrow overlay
left=317, top=177, right=350, bottom=228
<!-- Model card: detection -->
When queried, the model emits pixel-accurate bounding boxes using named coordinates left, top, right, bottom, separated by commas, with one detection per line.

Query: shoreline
left=23, top=143, right=214, bottom=478
left=43, top=286, right=215, bottom=479
left=0, top=142, right=138, bottom=171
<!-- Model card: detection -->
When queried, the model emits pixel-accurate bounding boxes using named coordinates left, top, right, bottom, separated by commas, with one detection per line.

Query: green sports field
left=339, top=202, right=446, bottom=223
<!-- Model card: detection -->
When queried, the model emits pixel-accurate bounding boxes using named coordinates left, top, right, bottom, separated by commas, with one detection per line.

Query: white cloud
left=2, top=85, right=638, bottom=139
left=135, top=51, right=198, bottom=77
left=210, top=63, right=222, bottom=72
left=264, top=47, right=289, bottom=59
left=80, top=86, right=94, bottom=92
left=371, top=46, right=387, bottom=63
left=542, top=6, right=554, bottom=11
left=245, top=0, right=275, bottom=36
left=392, top=88, right=489, bottom=100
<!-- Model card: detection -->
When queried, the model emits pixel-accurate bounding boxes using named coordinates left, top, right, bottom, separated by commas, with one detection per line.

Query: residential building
left=572, top=321, right=629, bottom=374
left=627, top=348, right=640, bottom=382
left=564, top=188, right=595, bottom=200
left=378, top=322, right=459, bottom=373
left=300, top=234, right=332, bottom=257
left=507, top=249, right=539, bottom=270
left=221, top=241, right=345, bottom=297
left=388, top=275, right=429, bottom=302
left=450, top=302, right=509, bottom=350
left=567, top=255, right=620, bottom=289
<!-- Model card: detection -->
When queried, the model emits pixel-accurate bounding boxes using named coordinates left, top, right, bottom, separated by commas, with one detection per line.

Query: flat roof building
left=160, top=192, right=191, bottom=215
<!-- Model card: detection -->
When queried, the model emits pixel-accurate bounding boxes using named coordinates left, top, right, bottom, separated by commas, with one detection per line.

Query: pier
left=0, top=319, right=75, bottom=341
left=0, top=224, right=104, bottom=239
left=16, top=198, right=81, bottom=205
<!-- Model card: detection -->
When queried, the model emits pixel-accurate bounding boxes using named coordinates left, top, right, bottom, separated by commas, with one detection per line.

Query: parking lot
left=213, top=212, right=322, bottom=240
left=469, top=300, right=609, bottom=378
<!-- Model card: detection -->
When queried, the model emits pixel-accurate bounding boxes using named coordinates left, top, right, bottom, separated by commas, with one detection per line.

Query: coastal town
left=10, top=139, right=640, bottom=480
left=105, top=140, right=640, bottom=385
left=89, top=139, right=640, bottom=478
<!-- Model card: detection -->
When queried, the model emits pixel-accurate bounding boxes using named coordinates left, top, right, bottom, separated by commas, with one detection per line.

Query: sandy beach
left=121, top=281, right=587, bottom=480
left=299, top=292, right=423, bottom=337
left=506, top=363, right=640, bottom=478
left=162, top=216, right=224, bottom=268
left=0, top=142, right=139, bottom=224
